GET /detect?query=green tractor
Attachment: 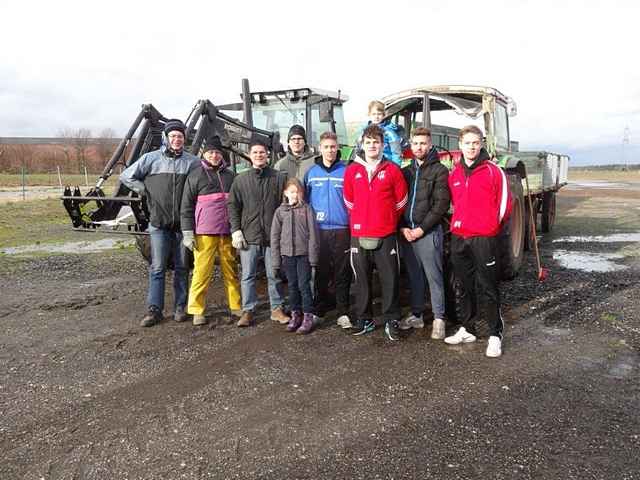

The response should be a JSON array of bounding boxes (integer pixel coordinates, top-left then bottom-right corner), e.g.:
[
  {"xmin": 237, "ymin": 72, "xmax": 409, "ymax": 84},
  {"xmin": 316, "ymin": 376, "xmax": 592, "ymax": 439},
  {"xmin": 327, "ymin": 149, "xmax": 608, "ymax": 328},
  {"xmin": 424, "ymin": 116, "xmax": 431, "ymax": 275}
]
[{"xmin": 218, "ymin": 79, "xmax": 351, "ymax": 170}]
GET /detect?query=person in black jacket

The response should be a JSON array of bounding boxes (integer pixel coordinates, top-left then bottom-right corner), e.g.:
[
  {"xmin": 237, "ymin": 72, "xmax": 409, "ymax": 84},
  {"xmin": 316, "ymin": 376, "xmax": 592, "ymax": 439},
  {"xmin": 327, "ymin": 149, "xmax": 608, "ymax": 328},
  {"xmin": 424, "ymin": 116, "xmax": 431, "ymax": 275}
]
[
  {"xmin": 227, "ymin": 140, "xmax": 289, "ymax": 327},
  {"xmin": 398, "ymin": 127, "xmax": 451, "ymax": 339}
]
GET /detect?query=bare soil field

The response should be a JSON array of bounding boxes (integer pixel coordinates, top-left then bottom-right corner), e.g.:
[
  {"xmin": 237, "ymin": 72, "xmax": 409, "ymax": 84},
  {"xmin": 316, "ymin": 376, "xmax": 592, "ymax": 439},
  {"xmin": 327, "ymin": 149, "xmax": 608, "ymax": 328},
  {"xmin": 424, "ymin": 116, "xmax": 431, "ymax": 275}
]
[{"xmin": 0, "ymin": 177, "xmax": 639, "ymax": 479}]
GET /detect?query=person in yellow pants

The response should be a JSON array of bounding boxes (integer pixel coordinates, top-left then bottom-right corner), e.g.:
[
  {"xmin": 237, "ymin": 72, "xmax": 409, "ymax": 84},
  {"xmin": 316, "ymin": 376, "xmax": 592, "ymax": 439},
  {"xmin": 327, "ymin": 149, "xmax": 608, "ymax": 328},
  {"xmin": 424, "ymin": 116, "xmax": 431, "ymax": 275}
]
[{"xmin": 181, "ymin": 137, "xmax": 241, "ymax": 326}]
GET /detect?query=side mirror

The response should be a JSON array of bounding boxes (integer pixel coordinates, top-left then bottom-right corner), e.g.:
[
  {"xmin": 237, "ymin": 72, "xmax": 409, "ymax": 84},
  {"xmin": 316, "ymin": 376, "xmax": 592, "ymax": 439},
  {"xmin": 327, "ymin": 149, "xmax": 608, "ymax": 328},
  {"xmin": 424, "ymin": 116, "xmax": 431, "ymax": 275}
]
[{"xmin": 319, "ymin": 101, "xmax": 333, "ymax": 123}]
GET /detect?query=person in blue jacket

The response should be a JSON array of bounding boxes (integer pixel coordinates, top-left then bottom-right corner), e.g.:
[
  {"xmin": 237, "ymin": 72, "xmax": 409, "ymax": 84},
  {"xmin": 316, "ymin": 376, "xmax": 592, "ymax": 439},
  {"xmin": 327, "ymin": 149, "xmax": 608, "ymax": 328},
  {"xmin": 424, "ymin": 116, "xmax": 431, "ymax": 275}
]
[
  {"xmin": 304, "ymin": 131, "xmax": 352, "ymax": 327},
  {"xmin": 355, "ymin": 100, "xmax": 403, "ymax": 166}
]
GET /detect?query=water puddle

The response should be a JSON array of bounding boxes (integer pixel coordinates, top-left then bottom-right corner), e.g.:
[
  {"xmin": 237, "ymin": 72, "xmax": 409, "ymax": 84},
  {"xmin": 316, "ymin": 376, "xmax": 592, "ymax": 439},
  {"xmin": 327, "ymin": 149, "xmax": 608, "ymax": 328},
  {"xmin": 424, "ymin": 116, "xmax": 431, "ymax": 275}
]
[
  {"xmin": 565, "ymin": 181, "xmax": 630, "ymax": 189},
  {"xmin": 554, "ymin": 232, "xmax": 640, "ymax": 243},
  {"xmin": 552, "ymin": 249, "xmax": 627, "ymax": 272},
  {"xmin": 1, "ymin": 238, "xmax": 135, "ymax": 255}
]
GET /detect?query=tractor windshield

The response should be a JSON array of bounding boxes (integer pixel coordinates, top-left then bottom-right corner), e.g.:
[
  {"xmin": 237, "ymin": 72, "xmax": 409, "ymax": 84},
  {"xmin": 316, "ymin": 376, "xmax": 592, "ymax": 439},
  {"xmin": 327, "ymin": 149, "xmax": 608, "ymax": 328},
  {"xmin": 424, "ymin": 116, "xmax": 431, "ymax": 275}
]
[{"xmin": 251, "ymin": 96, "xmax": 348, "ymax": 148}]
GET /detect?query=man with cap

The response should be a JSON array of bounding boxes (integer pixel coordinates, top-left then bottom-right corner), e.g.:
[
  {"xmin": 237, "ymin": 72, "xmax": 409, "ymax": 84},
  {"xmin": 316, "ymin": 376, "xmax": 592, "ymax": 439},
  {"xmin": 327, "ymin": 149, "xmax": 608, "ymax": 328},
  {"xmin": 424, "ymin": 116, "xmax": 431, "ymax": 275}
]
[
  {"xmin": 180, "ymin": 136, "xmax": 241, "ymax": 326},
  {"xmin": 227, "ymin": 140, "xmax": 289, "ymax": 327},
  {"xmin": 274, "ymin": 124, "xmax": 315, "ymax": 181},
  {"xmin": 120, "ymin": 119, "xmax": 200, "ymax": 327}
]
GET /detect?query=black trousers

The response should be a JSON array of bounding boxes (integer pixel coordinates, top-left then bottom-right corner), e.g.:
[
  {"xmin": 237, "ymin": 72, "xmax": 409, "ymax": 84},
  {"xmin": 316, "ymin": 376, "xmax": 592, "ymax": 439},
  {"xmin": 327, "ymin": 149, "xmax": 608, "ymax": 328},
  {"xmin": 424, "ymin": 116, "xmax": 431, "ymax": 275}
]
[
  {"xmin": 316, "ymin": 228, "xmax": 351, "ymax": 316},
  {"xmin": 350, "ymin": 234, "xmax": 400, "ymax": 322},
  {"xmin": 450, "ymin": 234, "xmax": 504, "ymax": 338}
]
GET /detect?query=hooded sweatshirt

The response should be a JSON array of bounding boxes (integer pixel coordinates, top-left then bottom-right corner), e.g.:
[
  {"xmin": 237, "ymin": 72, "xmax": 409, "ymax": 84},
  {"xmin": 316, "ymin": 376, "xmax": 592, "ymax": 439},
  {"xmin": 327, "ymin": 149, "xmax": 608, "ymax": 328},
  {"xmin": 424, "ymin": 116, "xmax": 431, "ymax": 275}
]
[
  {"xmin": 448, "ymin": 148, "xmax": 512, "ymax": 238},
  {"xmin": 274, "ymin": 146, "xmax": 316, "ymax": 181},
  {"xmin": 343, "ymin": 156, "xmax": 408, "ymax": 238}
]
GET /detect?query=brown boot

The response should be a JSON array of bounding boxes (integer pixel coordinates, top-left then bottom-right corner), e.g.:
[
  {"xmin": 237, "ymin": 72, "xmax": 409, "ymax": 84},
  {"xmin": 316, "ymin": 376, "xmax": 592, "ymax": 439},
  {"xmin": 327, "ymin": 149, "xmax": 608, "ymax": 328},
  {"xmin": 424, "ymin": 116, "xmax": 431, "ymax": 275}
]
[
  {"xmin": 237, "ymin": 310, "xmax": 253, "ymax": 327},
  {"xmin": 270, "ymin": 306, "xmax": 290, "ymax": 324}
]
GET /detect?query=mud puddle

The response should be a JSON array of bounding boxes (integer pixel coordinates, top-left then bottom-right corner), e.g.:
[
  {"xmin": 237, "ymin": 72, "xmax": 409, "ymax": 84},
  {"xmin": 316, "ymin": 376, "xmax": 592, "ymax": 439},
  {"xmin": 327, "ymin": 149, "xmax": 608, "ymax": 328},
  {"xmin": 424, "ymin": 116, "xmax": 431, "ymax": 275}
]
[
  {"xmin": 552, "ymin": 249, "xmax": 628, "ymax": 272},
  {"xmin": 1, "ymin": 238, "xmax": 135, "ymax": 255},
  {"xmin": 565, "ymin": 181, "xmax": 631, "ymax": 189},
  {"xmin": 554, "ymin": 232, "xmax": 640, "ymax": 243}
]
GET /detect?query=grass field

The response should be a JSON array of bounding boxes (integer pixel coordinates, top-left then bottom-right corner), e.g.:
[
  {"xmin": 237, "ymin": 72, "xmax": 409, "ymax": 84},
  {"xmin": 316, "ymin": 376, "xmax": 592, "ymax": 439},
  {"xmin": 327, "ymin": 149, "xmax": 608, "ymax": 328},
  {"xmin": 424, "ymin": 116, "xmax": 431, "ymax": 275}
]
[
  {"xmin": 569, "ymin": 168, "xmax": 640, "ymax": 182},
  {"xmin": 0, "ymin": 173, "xmax": 119, "ymax": 188},
  {"xmin": 0, "ymin": 198, "xmax": 74, "ymax": 248}
]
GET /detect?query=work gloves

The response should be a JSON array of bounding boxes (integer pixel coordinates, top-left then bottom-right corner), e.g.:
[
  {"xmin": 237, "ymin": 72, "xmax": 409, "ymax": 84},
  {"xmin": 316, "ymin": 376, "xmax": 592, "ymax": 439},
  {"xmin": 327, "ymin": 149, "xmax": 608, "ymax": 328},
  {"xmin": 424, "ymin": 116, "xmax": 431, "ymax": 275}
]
[
  {"xmin": 182, "ymin": 230, "xmax": 195, "ymax": 251},
  {"xmin": 231, "ymin": 230, "xmax": 248, "ymax": 250}
]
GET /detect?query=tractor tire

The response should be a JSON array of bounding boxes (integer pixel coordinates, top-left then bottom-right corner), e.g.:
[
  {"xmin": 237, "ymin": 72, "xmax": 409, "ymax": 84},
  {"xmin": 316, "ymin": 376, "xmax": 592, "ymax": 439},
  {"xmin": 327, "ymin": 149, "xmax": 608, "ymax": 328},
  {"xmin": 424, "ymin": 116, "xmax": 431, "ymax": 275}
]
[
  {"xmin": 541, "ymin": 191, "xmax": 556, "ymax": 233},
  {"xmin": 498, "ymin": 173, "xmax": 525, "ymax": 281},
  {"xmin": 134, "ymin": 235, "xmax": 193, "ymax": 270}
]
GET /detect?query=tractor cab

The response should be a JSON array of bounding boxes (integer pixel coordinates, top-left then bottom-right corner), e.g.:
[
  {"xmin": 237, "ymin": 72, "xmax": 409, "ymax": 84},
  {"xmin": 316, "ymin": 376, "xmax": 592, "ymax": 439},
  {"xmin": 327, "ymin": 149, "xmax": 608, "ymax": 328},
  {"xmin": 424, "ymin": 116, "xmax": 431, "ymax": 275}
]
[
  {"xmin": 381, "ymin": 85, "xmax": 519, "ymax": 165},
  {"xmin": 219, "ymin": 83, "xmax": 349, "ymax": 159}
]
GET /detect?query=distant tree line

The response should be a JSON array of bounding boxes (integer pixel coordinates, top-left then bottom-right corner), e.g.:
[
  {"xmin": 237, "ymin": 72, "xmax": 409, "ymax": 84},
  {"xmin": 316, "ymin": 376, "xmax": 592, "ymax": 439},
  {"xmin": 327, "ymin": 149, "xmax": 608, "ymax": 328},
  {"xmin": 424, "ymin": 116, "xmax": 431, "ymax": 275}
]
[{"xmin": 0, "ymin": 128, "xmax": 121, "ymax": 174}]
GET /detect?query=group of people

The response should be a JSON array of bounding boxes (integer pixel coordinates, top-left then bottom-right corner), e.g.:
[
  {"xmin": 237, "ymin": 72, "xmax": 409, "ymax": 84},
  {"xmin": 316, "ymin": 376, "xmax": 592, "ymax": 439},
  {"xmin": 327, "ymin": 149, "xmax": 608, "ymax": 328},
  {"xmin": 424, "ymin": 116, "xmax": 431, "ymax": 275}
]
[{"xmin": 120, "ymin": 101, "xmax": 512, "ymax": 358}]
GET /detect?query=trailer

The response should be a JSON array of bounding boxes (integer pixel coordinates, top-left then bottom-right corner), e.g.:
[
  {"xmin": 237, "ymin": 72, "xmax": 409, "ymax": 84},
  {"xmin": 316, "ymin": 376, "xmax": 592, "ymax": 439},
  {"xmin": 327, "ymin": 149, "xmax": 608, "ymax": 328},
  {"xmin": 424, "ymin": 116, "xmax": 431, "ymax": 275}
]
[{"xmin": 381, "ymin": 85, "xmax": 569, "ymax": 279}]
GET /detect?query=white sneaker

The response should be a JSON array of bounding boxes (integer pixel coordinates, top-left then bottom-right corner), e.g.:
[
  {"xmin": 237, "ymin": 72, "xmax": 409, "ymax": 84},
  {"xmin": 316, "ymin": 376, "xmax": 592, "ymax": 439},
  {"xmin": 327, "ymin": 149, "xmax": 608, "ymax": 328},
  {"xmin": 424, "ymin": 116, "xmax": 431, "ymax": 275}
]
[
  {"xmin": 336, "ymin": 315, "xmax": 353, "ymax": 329},
  {"xmin": 444, "ymin": 327, "xmax": 477, "ymax": 345},
  {"xmin": 486, "ymin": 336, "xmax": 502, "ymax": 357},
  {"xmin": 431, "ymin": 318, "xmax": 446, "ymax": 340},
  {"xmin": 398, "ymin": 313, "xmax": 424, "ymax": 330}
]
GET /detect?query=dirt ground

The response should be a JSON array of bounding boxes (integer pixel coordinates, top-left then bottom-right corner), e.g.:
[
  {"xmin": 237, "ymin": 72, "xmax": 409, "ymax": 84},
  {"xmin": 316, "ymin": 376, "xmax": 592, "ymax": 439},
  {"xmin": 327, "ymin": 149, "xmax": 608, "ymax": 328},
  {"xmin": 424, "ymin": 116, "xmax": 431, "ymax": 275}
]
[{"xmin": 1, "ymin": 179, "xmax": 639, "ymax": 479}]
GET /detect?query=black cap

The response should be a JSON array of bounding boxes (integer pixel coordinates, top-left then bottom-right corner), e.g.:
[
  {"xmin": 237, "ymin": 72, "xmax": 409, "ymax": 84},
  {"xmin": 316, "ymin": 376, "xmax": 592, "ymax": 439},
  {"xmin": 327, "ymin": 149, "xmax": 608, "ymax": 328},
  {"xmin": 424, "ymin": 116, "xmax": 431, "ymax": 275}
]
[
  {"xmin": 287, "ymin": 124, "xmax": 306, "ymax": 142},
  {"xmin": 164, "ymin": 119, "xmax": 186, "ymax": 136},
  {"xmin": 203, "ymin": 136, "xmax": 223, "ymax": 153}
]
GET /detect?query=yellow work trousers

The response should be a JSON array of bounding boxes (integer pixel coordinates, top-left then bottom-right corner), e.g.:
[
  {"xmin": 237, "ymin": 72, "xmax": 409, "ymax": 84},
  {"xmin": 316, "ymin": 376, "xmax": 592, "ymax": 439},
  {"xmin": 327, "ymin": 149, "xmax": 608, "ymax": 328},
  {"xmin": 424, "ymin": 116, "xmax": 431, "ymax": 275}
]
[{"xmin": 187, "ymin": 234, "xmax": 241, "ymax": 315}]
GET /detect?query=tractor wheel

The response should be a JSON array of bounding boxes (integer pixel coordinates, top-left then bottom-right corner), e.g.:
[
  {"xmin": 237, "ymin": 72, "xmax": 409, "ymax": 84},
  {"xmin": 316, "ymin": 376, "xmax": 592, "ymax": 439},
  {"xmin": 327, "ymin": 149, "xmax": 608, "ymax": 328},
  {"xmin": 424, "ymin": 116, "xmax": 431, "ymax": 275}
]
[
  {"xmin": 541, "ymin": 191, "xmax": 556, "ymax": 233},
  {"xmin": 134, "ymin": 235, "xmax": 193, "ymax": 270},
  {"xmin": 135, "ymin": 236, "xmax": 152, "ymax": 265},
  {"xmin": 498, "ymin": 173, "xmax": 525, "ymax": 281}
]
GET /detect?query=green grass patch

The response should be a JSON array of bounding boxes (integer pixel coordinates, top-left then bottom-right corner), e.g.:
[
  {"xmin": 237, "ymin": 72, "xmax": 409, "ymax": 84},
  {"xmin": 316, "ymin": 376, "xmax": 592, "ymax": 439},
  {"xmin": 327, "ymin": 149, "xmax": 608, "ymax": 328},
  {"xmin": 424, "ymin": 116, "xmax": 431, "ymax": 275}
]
[
  {"xmin": 0, "ymin": 198, "xmax": 77, "ymax": 248},
  {"xmin": 0, "ymin": 173, "xmax": 119, "ymax": 190}
]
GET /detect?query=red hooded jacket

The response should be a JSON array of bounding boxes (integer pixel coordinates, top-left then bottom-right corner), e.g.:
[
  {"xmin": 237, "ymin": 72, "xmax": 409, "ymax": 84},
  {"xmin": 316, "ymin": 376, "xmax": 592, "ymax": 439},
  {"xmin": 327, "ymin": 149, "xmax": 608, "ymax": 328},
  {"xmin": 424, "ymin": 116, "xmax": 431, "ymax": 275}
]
[
  {"xmin": 448, "ymin": 151, "xmax": 512, "ymax": 238},
  {"xmin": 343, "ymin": 157, "xmax": 408, "ymax": 238}
]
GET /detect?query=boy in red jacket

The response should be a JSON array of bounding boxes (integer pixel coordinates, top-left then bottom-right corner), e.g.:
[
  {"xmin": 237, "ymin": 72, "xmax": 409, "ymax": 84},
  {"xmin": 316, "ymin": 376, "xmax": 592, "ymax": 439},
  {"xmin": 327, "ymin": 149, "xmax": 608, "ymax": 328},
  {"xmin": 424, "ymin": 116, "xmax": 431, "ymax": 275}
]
[
  {"xmin": 343, "ymin": 124, "xmax": 408, "ymax": 341},
  {"xmin": 444, "ymin": 125, "xmax": 512, "ymax": 357}
]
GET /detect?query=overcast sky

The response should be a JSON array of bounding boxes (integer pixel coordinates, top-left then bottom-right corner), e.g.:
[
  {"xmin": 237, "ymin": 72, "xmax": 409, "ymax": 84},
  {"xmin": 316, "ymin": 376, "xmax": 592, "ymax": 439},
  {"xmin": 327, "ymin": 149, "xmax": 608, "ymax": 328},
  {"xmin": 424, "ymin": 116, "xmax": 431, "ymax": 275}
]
[{"xmin": 2, "ymin": 0, "xmax": 638, "ymax": 165}]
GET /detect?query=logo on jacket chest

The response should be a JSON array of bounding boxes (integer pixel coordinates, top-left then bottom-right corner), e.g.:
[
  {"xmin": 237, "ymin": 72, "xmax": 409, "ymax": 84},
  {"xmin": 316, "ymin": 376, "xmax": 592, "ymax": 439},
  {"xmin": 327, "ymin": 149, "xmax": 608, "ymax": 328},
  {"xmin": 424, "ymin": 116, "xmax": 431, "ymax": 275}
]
[
  {"xmin": 316, "ymin": 211, "xmax": 326, "ymax": 221},
  {"xmin": 377, "ymin": 170, "xmax": 386, "ymax": 180}
]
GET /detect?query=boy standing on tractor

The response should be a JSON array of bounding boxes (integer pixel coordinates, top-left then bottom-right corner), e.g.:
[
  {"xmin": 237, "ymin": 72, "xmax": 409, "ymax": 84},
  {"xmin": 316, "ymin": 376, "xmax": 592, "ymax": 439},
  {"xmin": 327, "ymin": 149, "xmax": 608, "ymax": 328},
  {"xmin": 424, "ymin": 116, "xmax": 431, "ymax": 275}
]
[
  {"xmin": 444, "ymin": 125, "xmax": 512, "ymax": 357},
  {"xmin": 356, "ymin": 100, "xmax": 403, "ymax": 166}
]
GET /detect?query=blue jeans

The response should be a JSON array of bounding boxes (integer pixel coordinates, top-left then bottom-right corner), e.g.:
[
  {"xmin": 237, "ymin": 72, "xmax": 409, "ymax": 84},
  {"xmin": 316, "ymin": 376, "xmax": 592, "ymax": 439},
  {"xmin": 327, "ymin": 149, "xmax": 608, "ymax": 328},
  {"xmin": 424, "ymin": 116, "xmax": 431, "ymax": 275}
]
[
  {"xmin": 282, "ymin": 255, "xmax": 313, "ymax": 313},
  {"xmin": 401, "ymin": 224, "xmax": 446, "ymax": 319},
  {"xmin": 147, "ymin": 225, "xmax": 188, "ymax": 312},
  {"xmin": 239, "ymin": 244, "xmax": 284, "ymax": 312}
]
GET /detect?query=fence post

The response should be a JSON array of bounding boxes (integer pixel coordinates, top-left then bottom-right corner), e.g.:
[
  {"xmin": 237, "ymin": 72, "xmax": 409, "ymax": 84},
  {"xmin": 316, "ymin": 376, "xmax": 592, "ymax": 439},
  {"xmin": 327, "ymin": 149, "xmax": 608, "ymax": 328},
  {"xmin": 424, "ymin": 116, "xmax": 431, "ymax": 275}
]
[
  {"xmin": 21, "ymin": 165, "xmax": 26, "ymax": 201},
  {"xmin": 57, "ymin": 166, "xmax": 63, "ymax": 188},
  {"xmin": 84, "ymin": 166, "xmax": 89, "ymax": 187}
]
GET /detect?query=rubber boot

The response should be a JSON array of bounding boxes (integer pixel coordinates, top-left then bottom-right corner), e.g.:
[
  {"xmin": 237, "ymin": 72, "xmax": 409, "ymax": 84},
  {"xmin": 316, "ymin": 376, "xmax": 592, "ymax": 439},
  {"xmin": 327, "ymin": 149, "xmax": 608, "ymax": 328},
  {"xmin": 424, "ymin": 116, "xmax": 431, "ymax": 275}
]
[
  {"xmin": 296, "ymin": 312, "xmax": 314, "ymax": 334},
  {"xmin": 287, "ymin": 310, "xmax": 303, "ymax": 332}
]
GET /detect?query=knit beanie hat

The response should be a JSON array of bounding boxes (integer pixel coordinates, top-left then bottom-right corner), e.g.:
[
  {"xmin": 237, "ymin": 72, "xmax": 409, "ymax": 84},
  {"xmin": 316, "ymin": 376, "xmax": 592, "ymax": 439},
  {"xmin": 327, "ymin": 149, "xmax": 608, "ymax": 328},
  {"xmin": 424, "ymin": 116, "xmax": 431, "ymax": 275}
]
[
  {"xmin": 164, "ymin": 119, "xmax": 186, "ymax": 136},
  {"xmin": 203, "ymin": 136, "xmax": 223, "ymax": 153},
  {"xmin": 287, "ymin": 124, "xmax": 306, "ymax": 142}
]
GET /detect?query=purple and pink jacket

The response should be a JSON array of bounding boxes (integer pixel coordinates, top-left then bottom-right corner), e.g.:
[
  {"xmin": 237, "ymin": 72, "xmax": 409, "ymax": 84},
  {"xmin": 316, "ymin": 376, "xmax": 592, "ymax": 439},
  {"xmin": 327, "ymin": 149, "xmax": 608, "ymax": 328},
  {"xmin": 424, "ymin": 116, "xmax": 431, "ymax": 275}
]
[{"xmin": 180, "ymin": 160, "xmax": 235, "ymax": 235}]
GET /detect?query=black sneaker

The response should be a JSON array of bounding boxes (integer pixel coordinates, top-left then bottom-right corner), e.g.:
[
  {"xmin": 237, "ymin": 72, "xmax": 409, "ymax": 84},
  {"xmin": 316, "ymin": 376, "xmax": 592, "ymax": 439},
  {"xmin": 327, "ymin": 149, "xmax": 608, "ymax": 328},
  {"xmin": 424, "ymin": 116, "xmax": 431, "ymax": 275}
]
[
  {"xmin": 140, "ymin": 306, "xmax": 162, "ymax": 327},
  {"xmin": 353, "ymin": 319, "xmax": 375, "ymax": 336},
  {"xmin": 384, "ymin": 320, "xmax": 400, "ymax": 341}
]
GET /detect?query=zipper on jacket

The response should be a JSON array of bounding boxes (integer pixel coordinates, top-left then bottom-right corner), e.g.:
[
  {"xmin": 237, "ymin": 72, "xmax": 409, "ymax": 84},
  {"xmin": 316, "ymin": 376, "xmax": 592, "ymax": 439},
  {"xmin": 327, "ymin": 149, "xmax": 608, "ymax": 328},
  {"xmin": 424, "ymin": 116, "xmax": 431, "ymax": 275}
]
[{"xmin": 408, "ymin": 162, "xmax": 420, "ymax": 229}]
